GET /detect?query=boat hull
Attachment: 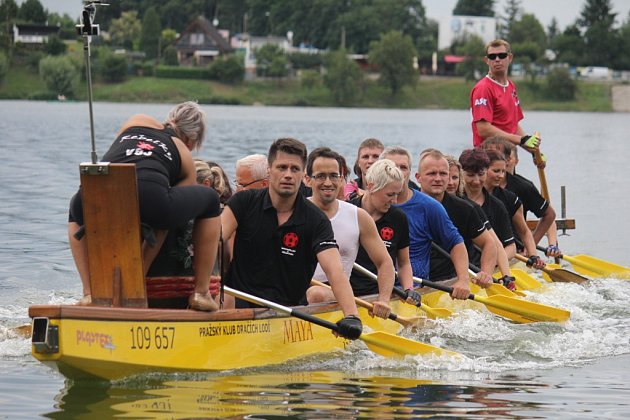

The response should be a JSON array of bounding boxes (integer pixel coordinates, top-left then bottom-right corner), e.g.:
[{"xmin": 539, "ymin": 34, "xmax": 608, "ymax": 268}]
[{"xmin": 29, "ymin": 297, "xmax": 418, "ymax": 380}]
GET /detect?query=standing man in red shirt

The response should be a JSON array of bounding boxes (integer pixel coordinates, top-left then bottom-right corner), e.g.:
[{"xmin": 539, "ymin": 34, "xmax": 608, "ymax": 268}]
[{"xmin": 470, "ymin": 39, "xmax": 540, "ymax": 152}]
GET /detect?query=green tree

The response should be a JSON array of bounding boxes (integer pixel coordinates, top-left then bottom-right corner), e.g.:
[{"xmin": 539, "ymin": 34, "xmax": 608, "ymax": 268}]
[
  {"xmin": 208, "ymin": 55, "xmax": 245, "ymax": 84},
  {"xmin": 551, "ymin": 24, "xmax": 585, "ymax": 65},
  {"xmin": 161, "ymin": 28, "xmax": 178, "ymax": 52},
  {"xmin": 101, "ymin": 54, "xmax": 127, "ymax": 83},
  {"xmin": 17, "ymin": 0, "xmax": 46, "ymax": 23},
  {"xmin": 0, "ymin": 0, "xmax": 18, "ymax": 50},
  {"xmin": 454, "ymin": 34, "xmax": 485, "ymax": 80},
  {"xmin": 509, "ymin": 13, "xmax": 547, "ymax": 64},
  {"xmin": 368, "ymin": 30, "xmax": 417, "ymax": 95},
  {"xmin": 324, "ymin": 49, "xmax": 362, "ymax": 105},
  {"xmin": 162, "ymin": 45, "xmax": 178, "ymax": 66},
  {"xmin": 39, "ymin": 55, "xmax": 78, "ymax": 97},
  {"xmin": 0, "ymin": 51, "xmax": 8, "ymax": 86},
  {"xmin": 43, "ymin": 36, "xmax": 66, "ymax": 55},
  {"xmin": 110, "ymin": 10, "xmax": 142, "ymax": 51},
  {"xmin": 545, "ymin": 67, "xmax": 576, "ymax": 101},
  {"xmin": 254, "ymin": 44, "xmax": 287, "ymax": 77},
  {"xmin": 547, "ymin": 17, "xmax": 559, "ymax": 45},
  {"xmin": 618, "ymin": 13, "xmax": 630, "ymax": 70},
  {"xmin": 453, "ymin": 0, "xmax": 495, "ymax": 17},
  {"xmin": 140, "ymin": 7, "xmax": 161, "ymax": 60},
  {"xmin": 499, "ymin": 0, "xmax": 521, "ymax": 38},
  {"xmin": 578, "ymin": 0, "xmax": 618, "ymax": 66}
]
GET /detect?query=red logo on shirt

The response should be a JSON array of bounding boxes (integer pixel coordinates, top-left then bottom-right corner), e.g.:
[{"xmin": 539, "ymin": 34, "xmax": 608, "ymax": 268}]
[
  {"xmin": 283, "ymin": 232, "xmax": 299, "ymax": 248},
  {"xmin": 380, "ymin": 227, "xmax": 394, "ymax": 241},
  {"xmin": 137, "ymin": 141, "xmax": 155, "ymax": 150}
]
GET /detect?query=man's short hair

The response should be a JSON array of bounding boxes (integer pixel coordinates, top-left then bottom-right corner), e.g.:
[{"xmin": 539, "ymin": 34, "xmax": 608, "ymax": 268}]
[
  {"xmin": 353, "ymin": 138, "xmax": 385, "ymax": 177},
  {"xmin": 459, "ymin": 148, "xmax": 490, "ymax": 173},
  {"xmin": 236, "ymin": 154, "xmax": 268, "ymax": 179},
  {"xmin": 381, "ymin": 146, "xmax": 412, "ymax": 167},
  {"xmin": 306, "ymin": 147, "xmax": 342, "ymax": 176},
  {"xmin": 268, "ymin": 138, "xmax": 307, "ymax": 167},
  {"xmin": 485, "ymin": 39, "xmax": 511, "ymax": 54},
  {"xmin": 418, "ymin": 148, "xmax": 446, "ymax": 170}
]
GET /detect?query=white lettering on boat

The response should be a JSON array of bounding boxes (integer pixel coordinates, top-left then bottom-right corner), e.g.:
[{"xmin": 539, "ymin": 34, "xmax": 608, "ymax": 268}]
[
  {"xmin": 76, "ymin": 329, "xmax": 115, "ymax": 351},
  {"xmin": 283, "ymin": 320, "xmax": 314, "ymax": 343}
]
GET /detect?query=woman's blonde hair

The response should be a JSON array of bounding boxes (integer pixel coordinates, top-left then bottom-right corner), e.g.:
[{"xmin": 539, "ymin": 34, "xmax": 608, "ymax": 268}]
[
  {"xmin": 165, "ymin": 101, "xmax": 206, "ymax": 150},
  {"xmin": 364, "ymin": 158, "xmax": 403, "ymax": 193},
  {"xmin": 194, "ymin": 159, "xmax": 232, "ymax": 204}
]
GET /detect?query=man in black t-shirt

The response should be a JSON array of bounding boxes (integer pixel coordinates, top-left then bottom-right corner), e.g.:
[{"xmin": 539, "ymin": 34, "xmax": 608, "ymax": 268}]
[{"xmin": 221, "ymin": 138, "xmax": 363, "ymax": 340}]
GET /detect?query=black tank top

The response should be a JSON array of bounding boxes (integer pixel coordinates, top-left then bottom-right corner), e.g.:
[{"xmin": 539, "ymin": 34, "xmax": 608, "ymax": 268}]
[{"xmin": 102, "ymin": 126, "xmax": 182, "ymax": 185}]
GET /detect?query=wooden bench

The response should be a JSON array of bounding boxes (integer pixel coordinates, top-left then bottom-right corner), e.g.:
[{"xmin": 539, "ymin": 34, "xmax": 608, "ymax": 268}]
[{"xmin": 80, "ymin": 163, "xmax": 147, "ymax": 307}]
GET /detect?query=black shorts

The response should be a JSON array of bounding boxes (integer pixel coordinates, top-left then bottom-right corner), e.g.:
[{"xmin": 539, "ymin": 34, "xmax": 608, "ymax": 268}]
[{"xmin": 68, "ymin": 176, "xmax": 221, "ymax": 229}]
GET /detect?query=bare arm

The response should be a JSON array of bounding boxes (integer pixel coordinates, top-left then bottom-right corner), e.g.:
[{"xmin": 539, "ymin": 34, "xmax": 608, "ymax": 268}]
[
  {"xmin": 357, "ymin": 209, "xmax": 394, "ymax": 302},
  {"xmin": 317, "ymin": 248, "xmax": 359, "ymax": 317},
  {"xmin": 220, "ymin": 206, "xmax": 239, "ymax": 263},
  {"xmin": 512, "ymin": 207, "xmax": 537, "ymax": 257},
  {"xmin": 532, "ymin": 205, "xmax": 556, "ymax": 245},
  {"xmin": 395, "ymin": 247, "xmax": 413, "ymax": 291},
  {"xmin": 449, "ymin": 242, "xmax": 471, "ymax": 300},
  {"xmin": 489, "ymin": 229, "xmax": 511, "ymax": 276},
  {"xmin": 471, "ymin": 229, "xmax": 497, "ymax": 286},
  {"xmin": 477, "ymin": 121, "xmax": 522, "ymax": 146}
]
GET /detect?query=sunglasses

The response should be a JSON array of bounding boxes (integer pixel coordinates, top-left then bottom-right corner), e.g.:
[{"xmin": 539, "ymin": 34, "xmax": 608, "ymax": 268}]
[{"xmin": 486, "ymin": 52, "xmax": 509, "ymax": 60}]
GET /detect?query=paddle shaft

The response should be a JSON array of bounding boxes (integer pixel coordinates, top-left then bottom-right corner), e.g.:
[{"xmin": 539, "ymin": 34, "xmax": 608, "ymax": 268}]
[
  {"xmin": 310, "ymin": 279, "xmax": 401, "ymax": 324},
  {"xmin": 224, "ymin": 286, "xmax": 342, "ymax": 333},
  {"xmin": 533, "ymin": 142, "xmax": 550, "ymax": 201},
  {"xmin": 351, "ymin": 263, "xmax": 419, "ymax": 306}
]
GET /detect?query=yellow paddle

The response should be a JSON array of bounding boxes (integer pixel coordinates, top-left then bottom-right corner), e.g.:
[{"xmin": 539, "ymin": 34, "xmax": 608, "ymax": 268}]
[
  {"xmin": 310, "ymin": 280, "xmax": 425, "ymax": 328},
  {"xmin": 532, "ymin": 139, "xmax": 550, "ymax": 201},
  {"xmin": 513, "ymin": 254, "xmax": 588, "ymax": 284},
  {"xmin": 537, "ymin": 245, "xmax": 630, "ymax": 278},
  {"xmin": 224, "ymin": 286, "xmax": 461, "ymax": 359},
  {"xmin": 493, "ymin": 269, "xmax": 543, "ymax": 291},
  {"xmin": 410, "ymin": 275, "xmax": 570, "ymax": 323},
  {"xmin": 352, "ymin": 263, "xmax": 453, "ymax": 319}
]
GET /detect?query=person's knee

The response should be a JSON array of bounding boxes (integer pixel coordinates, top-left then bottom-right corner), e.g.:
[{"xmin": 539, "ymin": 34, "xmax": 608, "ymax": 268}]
[{"xmin": 306, "ymin": 286, "xmax": 333, "ymax": 304}]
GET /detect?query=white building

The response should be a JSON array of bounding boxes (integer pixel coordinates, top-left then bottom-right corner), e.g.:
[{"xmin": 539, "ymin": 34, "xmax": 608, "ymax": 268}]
[{"xmin": 438, "ymin": 15, "xmax": 497, "ymax": 50}]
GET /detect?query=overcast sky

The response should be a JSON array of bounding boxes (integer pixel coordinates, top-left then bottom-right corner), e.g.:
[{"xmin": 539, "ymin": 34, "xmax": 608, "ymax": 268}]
[{"xmin": 36, "ymin": 0, "xmax": 630, "ymax": 32}]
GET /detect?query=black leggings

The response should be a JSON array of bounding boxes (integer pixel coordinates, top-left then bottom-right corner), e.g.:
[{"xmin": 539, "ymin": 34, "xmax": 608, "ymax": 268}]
[{"xmin": 69, "ymin": 177, "xmax": 221, "ymax": 229}]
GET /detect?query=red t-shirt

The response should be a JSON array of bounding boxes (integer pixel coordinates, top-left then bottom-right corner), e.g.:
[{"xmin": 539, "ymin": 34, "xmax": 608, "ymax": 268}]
[{"xmin": 470, "ymin": 75, "xmax": 524, "ymax": 147}]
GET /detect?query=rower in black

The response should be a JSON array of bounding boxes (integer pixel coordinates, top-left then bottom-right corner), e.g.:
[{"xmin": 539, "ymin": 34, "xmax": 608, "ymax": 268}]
[
  {"xmin": 225, "ymin": 188, "xmax": 337, "ymax": 307},
  {"xmin": 349, "ymin": 195, "xmax": 409, "ymax": 296}
]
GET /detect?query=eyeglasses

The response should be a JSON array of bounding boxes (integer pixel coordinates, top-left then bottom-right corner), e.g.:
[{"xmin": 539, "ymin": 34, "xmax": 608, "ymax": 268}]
[
  {"xmin": 312, "ymin": 173, "xmax": 341, "ymax": 182},
  {"xmin": 234, "ymin": 178, "xmax": 265, "ymax": 189},
  {"xmin": 486, "ymin": 52, "xmax": 509, "ymax": 60}
]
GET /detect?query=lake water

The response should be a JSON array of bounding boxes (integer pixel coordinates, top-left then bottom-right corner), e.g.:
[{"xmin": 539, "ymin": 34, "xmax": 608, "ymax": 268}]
[{"xmin": 1, "ymin": 101, "xmax": 629, "ymax": 418}]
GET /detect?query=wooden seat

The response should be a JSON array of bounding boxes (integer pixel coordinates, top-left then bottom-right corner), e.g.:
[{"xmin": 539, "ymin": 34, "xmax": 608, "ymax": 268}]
[{"xmin": 81, "ymin": 163, "xmax": 147, "ymax": 307}]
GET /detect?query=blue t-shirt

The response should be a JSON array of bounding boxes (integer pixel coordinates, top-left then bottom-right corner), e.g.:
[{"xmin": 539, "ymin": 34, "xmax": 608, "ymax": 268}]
[{"xmin": 395, "ymin": 190, "xmax": 463, "ymax": 279}]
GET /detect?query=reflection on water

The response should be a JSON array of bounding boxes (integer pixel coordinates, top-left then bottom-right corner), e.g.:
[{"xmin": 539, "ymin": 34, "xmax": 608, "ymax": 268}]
[{"xmin": 45, "ymin": 371, "xmax": 548, "ymax": 419}]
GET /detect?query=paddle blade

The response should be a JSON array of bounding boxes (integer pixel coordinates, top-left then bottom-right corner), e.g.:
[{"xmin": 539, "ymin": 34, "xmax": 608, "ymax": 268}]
[
  {"xmin": 360, "ymin": 331, "xmax": 461, "ymax": 358},
  {"xmin": 546, "ymin": 267, "xmax": 588, "ymax": 284},
  {"xmin": 511, "ymin": 269, "xmax": 545, "ymax": 290},
  {"xmin": 474, "ymin": 294, "xmax": 571, "ymax": 323},
  {"xmin": 572, "ymin": 254, "xmax": 630, "ymax": 278},
  {"xmin": 419, "ymin": 304, "xmax": 453, "ymax": 320}
]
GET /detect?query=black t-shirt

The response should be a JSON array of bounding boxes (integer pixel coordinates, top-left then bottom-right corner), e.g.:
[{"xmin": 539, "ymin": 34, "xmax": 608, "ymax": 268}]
[
  {"xmin": 102, "ymin": 126, "xmax": 181, "ymax": 185},
  {"xmin": 429, "ymin": 193, "xmax": 487, "ymax": 281},
  {"xmin": 226, "ymin": 188, "xmax": 338, "ymax": 307},
  {"xmin": 471, "ymin": 188, "xmax": 515, "ymax": 247},
  {"xmin": 505, "ymin": 172, "xmax": 549, "ymax": 218},
  {"xmin": 349, "ymin": 195, "xmax": 410, "ymax": 296},
  {"xmin": 491, "ymin": 187, "xmax": 522, "ymax": 218}
]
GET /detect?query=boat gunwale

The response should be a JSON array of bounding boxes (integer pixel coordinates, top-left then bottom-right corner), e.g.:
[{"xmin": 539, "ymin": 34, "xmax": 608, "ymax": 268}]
[{"xmin": 28, "ymin": 284, "xmax": 446, "ymax": 323}]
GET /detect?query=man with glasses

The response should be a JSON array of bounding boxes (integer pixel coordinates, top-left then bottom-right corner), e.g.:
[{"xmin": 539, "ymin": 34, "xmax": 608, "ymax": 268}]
[
  {"xmin": 234, "ymin": 154, "xmax": 269, "ymax": 191},
  {"xmin": 304, "ymin": 147, "xmax": 394, "ymax": 320},
  {"xmin": 470, "ymin": 39, "xmax": 541, "ymax": 153}
]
